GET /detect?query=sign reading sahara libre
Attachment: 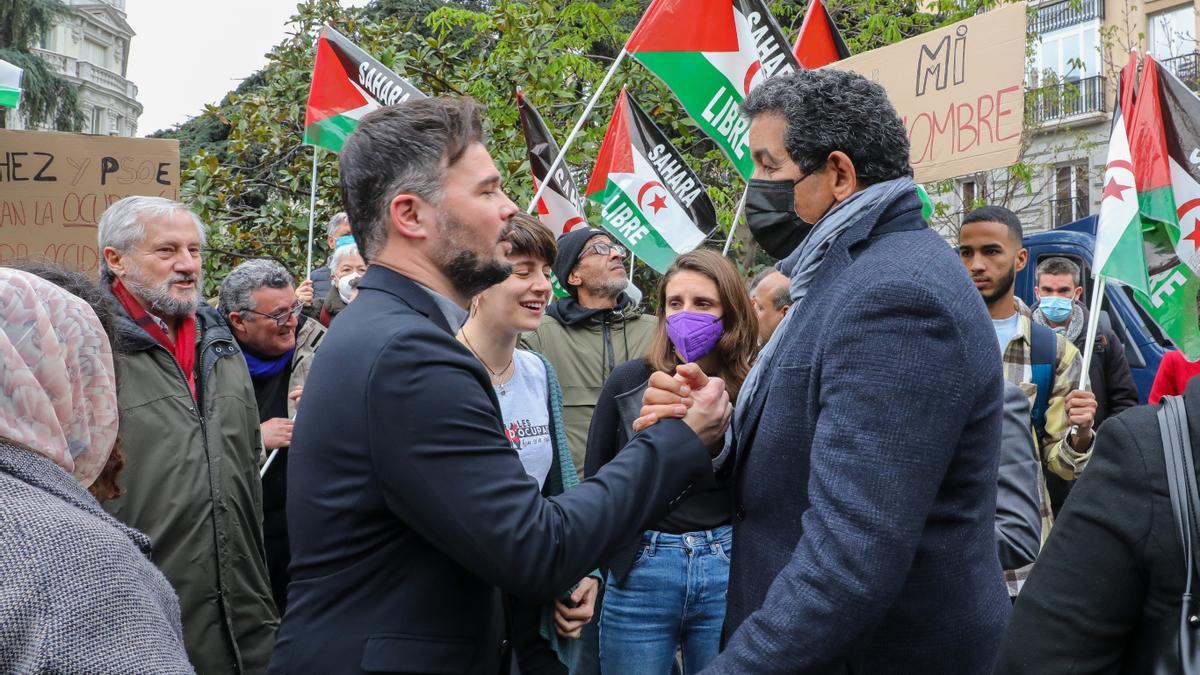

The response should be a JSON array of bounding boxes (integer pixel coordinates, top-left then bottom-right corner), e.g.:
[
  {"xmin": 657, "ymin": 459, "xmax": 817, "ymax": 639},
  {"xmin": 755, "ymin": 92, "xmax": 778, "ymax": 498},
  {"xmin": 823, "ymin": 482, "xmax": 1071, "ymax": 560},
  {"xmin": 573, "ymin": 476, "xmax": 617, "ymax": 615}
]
[
  {"xmin": 827, "ymin": 3, "xmax": 1027, "ymax": 183},
  {"xmin": 0, "ymin": 130, "xmax": 180, "ymax": 274}
]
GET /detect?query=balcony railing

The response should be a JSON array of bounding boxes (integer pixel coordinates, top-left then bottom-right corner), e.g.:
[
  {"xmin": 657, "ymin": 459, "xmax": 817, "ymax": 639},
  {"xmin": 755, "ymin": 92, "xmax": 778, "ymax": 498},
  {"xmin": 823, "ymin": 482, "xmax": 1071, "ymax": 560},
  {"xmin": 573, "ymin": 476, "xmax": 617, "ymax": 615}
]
[
  {"xmin": 1160, "ymin": 52, "xmax": 1200, "ymax": 91},
  {"xmin": 1026, "ymin": 75, "xmax": 1107, "ymax": 124},
  {"xmin": 1033, "ymin": 0, "xmax": 1104, "ymax": 33}
]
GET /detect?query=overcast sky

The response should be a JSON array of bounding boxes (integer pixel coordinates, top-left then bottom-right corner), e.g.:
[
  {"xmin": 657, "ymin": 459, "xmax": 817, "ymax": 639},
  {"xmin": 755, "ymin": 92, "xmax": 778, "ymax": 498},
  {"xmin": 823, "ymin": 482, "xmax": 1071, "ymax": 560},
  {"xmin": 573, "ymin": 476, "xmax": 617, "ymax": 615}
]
[{"xmin": 125, "ymin": 0, "xmax": 371, "ymax": 136}]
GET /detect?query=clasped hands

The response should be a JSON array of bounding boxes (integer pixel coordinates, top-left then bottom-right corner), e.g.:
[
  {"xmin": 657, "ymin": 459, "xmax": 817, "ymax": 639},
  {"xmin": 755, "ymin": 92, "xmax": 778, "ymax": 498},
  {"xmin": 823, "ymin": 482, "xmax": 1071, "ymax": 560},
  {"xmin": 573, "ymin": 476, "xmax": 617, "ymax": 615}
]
[{"xmin": 632, "ymin": 363, "xmax": 732, "ymax": 455}]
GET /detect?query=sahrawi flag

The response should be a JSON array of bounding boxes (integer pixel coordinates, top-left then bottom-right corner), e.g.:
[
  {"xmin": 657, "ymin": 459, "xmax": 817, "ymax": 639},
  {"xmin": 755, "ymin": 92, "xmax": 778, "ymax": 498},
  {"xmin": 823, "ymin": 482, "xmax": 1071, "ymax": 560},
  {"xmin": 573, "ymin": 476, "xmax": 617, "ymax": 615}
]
[
  {"xmin": 1121, "ymin": 55, "xmax": 1200, "ymax": 358},
  {"xmin": 1093, "ymin": 55, "xmax": 1149, "ymax": 295},
  {"xmin": 626, "ymin": 0, "xmax": 799, "ymax": 179},
  {"xmin": 792, "ymin": 0, "xmax": 851, "ymax": 69},
  {"xmin": 303, "ymin": 26, "xmax": 426, "ymax": 152},
  {"xmin": 586, "ymin": 88, "xmax": 718, "ymax": 273},
  {"xmin": 0, "ymin": 59, "xmax": 21, "ymax": 109},
  {"xmin": 517, "ymin": 89, "xmax": 588, "ymax": 238}
]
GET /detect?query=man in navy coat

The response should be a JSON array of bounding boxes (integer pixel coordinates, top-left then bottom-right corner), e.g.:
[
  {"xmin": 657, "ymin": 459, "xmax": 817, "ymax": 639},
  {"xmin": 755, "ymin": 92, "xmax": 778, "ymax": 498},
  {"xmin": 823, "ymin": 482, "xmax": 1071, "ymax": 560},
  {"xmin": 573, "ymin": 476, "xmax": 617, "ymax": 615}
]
[
  {"xmin": 640, "ymin": 70, "xmax": 1011, "ymax": 673},
  {"xmin": 269, "ymin": 97, "xmax": 731, "ymax": 674}
]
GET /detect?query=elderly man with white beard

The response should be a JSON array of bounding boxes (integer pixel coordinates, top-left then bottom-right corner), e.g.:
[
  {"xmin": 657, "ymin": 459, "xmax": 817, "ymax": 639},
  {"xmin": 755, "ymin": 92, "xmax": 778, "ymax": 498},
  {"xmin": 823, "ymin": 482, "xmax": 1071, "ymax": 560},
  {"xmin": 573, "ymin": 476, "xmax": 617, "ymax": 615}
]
[{"xmin": 98, "ymin": 196, "xmax": 278, "ymax": 675}]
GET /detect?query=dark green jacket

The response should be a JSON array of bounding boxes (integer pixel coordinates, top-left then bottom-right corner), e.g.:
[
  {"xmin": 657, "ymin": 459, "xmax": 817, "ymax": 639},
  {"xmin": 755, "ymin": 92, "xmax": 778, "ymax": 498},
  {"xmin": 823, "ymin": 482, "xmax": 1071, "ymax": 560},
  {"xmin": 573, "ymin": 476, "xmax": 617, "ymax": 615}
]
[
  {"xmin": 104, "ymin": 297, "xmax": 278, "ymax": 675},
  {"xmin": 519, "ymin": 294, "xmax": 656, "ymax": 479}
]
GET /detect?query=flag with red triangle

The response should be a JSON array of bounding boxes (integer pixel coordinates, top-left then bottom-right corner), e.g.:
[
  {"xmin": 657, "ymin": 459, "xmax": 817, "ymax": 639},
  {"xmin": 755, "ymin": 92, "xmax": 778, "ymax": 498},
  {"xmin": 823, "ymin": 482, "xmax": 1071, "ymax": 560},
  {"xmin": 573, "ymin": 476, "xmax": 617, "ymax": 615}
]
[
  {"xmin": 1094, "ymin": 54, "xmax": 1148, "ymax": 294},
  {"xmin": 792, "ymin": 0, "xmax": 851, "ymax": 69},
  {"xmin": 303, "ymin": 26, "xmax": 426, "ymax": 153},
  {"xmin": 585, "ymin": 88, "xmax": 718, "ymax": 273},
  {"xmin": 516, "ymin": 89, "xmax": 588, "ymax": 238},
  {"xmin": 1104, "ymin": 54, "xmax": 1200, "ymax": 357},
  {"xmin": 626, "ymin": 0, "xmax": 798, "ymax": 179}
]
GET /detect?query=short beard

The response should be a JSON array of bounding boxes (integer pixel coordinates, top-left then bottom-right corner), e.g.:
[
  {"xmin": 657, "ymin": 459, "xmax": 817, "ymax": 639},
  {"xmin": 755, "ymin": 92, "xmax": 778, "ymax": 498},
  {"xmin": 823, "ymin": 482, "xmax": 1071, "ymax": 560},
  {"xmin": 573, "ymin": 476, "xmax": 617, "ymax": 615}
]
[
  {"xmin": 583, "ymin": 276, "xmax": 628, "ymax": 301},
  {"xmin": 122, "ymin": 264, "xmax": 201, "ymax": 319},
  {"xmin": 981, "ymin": 266, "xmax": 1016, "ymax": 307},
  {"xmin": 432, "ymin": 207, "xmax": 511, "ymax": 298}
]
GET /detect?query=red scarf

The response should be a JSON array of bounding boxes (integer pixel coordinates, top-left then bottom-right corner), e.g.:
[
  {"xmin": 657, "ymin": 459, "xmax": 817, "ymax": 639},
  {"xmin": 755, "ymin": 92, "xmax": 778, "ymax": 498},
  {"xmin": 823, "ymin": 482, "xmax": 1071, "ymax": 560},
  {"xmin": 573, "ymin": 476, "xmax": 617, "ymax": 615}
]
[{"xmin": 112, "ymin": 279, "xmax": 198, "ymax": 398}]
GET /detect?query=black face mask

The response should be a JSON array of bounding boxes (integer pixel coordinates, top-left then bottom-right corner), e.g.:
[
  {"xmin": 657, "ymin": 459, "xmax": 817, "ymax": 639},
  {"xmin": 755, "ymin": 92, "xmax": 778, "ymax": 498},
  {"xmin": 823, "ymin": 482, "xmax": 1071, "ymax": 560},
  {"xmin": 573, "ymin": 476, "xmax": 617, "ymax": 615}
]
[{"xmin": 744, "ymin": 174, "xmax": 824, "ymax": 260}]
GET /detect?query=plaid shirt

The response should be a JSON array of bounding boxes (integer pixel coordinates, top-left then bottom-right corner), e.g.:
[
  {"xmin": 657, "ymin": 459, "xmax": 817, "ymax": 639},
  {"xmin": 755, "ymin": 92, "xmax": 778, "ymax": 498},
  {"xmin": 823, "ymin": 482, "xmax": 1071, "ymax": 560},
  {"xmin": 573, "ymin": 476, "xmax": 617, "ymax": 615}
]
[{"xmin": 1000, "ymin": 300, "xmax": 1089, "ymax": 595}]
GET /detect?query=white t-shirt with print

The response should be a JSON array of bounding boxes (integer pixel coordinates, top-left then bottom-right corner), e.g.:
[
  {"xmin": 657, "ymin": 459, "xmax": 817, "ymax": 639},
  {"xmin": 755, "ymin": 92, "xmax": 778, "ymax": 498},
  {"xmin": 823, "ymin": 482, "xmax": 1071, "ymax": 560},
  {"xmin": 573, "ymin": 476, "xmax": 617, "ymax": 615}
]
[{"xmin": 495, "ymin": 349, "xmax": 554, "ymax": 489}]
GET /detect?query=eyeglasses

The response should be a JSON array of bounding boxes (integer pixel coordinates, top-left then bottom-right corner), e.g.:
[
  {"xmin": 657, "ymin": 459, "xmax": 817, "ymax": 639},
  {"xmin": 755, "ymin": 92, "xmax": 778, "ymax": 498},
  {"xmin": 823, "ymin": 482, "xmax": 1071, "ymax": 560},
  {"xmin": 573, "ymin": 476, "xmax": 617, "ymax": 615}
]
[
  {"xmin": 578, "ymin": 241, "xmax": 627, "ymax": 261},
  {"xmin": 244, "ymin": 301, "xmax": 302, "ymax": 327}
]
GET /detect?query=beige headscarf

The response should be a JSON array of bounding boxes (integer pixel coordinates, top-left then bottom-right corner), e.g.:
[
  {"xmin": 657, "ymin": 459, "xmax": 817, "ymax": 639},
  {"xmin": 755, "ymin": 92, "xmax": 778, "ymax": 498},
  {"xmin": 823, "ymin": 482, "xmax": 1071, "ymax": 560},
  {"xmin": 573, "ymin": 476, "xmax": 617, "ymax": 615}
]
[{"xmin": 0, "ymin": 268, "xmax": 118, "ymax": 487}]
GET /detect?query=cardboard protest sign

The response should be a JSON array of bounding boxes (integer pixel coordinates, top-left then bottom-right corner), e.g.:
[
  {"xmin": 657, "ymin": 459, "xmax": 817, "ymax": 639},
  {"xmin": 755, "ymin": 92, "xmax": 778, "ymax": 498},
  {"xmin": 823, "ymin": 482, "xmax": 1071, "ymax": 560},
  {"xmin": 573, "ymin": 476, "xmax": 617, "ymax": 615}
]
[
  {"xmin": 827, "ymin": 3, "xmax": 1027, "ymax": 183},
  {"xmin": 0, "ymin": 130, "xmax": 180, "ymax": 275}
]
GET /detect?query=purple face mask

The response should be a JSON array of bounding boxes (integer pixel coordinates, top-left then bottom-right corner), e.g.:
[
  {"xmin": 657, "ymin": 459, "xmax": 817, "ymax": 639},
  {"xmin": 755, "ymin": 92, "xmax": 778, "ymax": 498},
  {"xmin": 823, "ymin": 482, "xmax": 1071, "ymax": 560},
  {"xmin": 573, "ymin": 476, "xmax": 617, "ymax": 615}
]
[{"xmin": 665, "ymin": 311, "xmax": 724, "ymax": 363}]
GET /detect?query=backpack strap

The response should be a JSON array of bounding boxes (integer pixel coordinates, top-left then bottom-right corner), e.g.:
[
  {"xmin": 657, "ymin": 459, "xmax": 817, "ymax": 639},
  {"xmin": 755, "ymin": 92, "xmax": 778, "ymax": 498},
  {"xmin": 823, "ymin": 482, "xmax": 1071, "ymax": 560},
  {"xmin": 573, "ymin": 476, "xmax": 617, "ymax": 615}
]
[
  {"xmin": 1157, "ymin": 395, "xmax": 1200, "ymax": 672},
  {"xmin": 1029, "ymin": 321, "xmax": 1058, "ymax": 440}
]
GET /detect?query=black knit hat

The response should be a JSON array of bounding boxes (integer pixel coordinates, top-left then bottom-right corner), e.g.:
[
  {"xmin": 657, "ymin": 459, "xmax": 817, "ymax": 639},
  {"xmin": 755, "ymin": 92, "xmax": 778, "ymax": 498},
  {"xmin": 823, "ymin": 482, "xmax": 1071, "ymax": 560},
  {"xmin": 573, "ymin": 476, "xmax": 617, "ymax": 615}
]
[{"xmin": 552, "ymin": 227, "xmax": 607, "ymax": 296}]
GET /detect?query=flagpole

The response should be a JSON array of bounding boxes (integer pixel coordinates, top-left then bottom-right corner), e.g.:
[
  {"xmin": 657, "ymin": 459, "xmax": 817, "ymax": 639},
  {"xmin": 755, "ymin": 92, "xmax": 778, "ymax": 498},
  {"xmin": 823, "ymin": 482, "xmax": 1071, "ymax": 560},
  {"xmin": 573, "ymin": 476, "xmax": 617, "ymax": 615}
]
[
  {"xmin": 1078, "ymin": 273, "xmax": 1107, "ymax": 390},
  {"xmin": 527, "ymin": 48, "xmax": 630, "ymax": 213},
  {"xmin": 629, "ymin": 252, "xmax": 636, "ymax": 281},
  {"xmin": 721, "ymin": 185, "xmax": 749, "ymax": 256},
  {"xmin": 304, "ymin": 147, "xmax": 320, "ymax": 279}
]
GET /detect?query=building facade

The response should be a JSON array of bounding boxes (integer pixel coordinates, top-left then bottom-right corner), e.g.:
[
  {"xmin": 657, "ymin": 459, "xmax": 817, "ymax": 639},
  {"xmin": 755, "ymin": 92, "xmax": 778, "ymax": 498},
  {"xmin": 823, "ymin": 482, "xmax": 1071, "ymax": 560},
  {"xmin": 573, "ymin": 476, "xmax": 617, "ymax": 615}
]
[
  {"xmin": 10, "ymin": 0, "xmax": 142, "ymax": 137},
  {"xmin": 929, "ymin": 0, "xmax": 1199, "ymax": 238}
]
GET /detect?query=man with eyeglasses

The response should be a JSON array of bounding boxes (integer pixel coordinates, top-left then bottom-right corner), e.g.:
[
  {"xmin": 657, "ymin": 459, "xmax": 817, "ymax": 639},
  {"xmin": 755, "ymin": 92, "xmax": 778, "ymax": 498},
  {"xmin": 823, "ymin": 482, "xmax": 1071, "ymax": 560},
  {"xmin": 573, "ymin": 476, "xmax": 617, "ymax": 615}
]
[
  {"xmin": 220, "ymin": 258, "xmax": 327, "ymax": 615},
  {"xmin": 97, "ymin": 196, "xmax": 277, "ymax": 674},
  {"xmin": 522, "ymin": 227, "xmax": 656, "ymax": 482}
]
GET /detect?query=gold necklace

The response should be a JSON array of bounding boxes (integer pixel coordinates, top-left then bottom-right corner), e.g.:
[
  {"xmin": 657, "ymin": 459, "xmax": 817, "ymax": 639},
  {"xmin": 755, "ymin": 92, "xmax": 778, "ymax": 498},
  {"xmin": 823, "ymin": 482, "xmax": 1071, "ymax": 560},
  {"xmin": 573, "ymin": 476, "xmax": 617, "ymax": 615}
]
[{"xmin": 461, "ymin": 331, "xmax": 515, "ymax": 396}]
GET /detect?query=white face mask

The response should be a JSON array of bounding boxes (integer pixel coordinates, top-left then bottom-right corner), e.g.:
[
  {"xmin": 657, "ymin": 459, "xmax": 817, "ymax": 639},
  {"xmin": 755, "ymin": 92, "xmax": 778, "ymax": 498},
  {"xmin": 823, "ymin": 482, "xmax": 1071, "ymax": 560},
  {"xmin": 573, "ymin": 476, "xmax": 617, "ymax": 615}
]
[{"xmin": 337, "ymin": 273, "xmax": 362, "ymax": 304}]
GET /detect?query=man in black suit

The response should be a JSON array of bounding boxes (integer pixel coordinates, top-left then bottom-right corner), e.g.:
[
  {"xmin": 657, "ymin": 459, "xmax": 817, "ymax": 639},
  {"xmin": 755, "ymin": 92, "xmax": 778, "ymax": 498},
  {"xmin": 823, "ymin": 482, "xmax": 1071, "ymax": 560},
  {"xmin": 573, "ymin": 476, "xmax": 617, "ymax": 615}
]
[{"xmin": 268, "ymin": 97, "xmax": 730, "ymax": 674}]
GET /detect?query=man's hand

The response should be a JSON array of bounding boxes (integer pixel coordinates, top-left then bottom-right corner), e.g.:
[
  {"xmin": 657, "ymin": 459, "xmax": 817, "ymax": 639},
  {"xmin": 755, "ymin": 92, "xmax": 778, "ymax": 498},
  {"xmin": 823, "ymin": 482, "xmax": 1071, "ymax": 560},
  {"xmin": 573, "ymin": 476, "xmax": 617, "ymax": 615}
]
[
  {"xmin": 1065, "ymin": 388, "xmax": 1097, "ymax": 449},
  {"xmin": 262, "ymin": 417, "xmax": 294, "ymax": 450},
  {"xmin": 554, "ymin": 576, "xmax": 599, "ymax": 639},
  {"xmin": 288, "ymin": 386, "xmax": 304, "ymax": 410},
  {"xmin": 296, "ymin": 279, "xmax": 315, "ymax": 307},
  {"xmin": 633, "ymin": 369, "xmax": 694, "ymax": 433},
  {"xmin": 634, "ymin": 364, "xmax": 730, "ymax": 452}
]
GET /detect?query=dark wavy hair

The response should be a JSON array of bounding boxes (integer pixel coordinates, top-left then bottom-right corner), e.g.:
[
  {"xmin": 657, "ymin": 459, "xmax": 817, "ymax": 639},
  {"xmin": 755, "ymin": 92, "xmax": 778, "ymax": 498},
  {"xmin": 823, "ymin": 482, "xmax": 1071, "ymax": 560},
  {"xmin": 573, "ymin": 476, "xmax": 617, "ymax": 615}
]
[
  {"xmin": 741, "ymin": 69, "xmax": 912, "ymax": 185},
  {"xmin": 645, "ymin": 250, "xmax": 759, "ymax": 401}
]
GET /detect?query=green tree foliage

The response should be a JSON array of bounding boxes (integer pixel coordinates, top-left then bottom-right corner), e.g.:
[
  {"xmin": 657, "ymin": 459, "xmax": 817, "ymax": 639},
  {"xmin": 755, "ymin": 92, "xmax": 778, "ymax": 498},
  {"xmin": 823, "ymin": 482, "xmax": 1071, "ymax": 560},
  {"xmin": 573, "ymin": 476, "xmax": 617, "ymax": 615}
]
[
  {"xmin": 181, "ymin": 0, "xmax": 1000, "ymax": 297},
  {"xmin": 0, "ymin": 0, "xmax": 83, "ymax": 130}
]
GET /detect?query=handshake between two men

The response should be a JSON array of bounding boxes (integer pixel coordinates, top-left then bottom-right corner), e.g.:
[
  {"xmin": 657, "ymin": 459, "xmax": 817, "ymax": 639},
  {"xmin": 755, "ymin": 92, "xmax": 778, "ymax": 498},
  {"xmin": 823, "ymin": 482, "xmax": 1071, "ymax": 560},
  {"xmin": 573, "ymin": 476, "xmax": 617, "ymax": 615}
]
[{"xmin": 635, "ymin": 363, "xmax": 732, "ymax": 454}]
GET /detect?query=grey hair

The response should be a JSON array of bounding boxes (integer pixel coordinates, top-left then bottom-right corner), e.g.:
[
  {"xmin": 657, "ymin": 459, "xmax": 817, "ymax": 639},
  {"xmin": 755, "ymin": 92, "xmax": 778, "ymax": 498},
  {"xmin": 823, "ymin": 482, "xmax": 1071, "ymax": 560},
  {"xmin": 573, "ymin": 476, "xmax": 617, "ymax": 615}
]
[
  {"xmin": 325, "ymin": 211, "xmax": 349, "ymax": 238},
  {"xmin": 741, "ymin": 69, "xmax": 912, "ymax": 185},
  {"xmin": 218, "ymin": 259, "xmax": 294, "ymax": 316},
  {"xmin": 338, "ymin": 97, "xmax": 483, "ymax": 262},
  {"xmin": 98, "ymin": 196, "xmax": 206, "ymax": 282},
  {"xmin": 751, "ymin": 269, "xmax": 791, "ymax": 310},
  {"xmin": 330, "ymin": 243, "xmax": 362, "ymax": 272},
  {"xmin": 1035, "ymin": 256, "xmax": 1081, "ymax": 287}
]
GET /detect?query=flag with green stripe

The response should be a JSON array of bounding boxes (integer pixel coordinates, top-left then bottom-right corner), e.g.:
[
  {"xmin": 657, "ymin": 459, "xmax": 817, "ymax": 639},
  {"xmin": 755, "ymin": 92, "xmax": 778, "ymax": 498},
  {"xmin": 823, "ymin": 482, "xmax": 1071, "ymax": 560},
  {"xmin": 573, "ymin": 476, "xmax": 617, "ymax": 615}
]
[
  {"xmin": 585, "ymin": 88, "xmax": 717, "ymax": 273},
  {"xmin": 303, "ymin": 26, "xmax": 426, "ymax": 153},
  {"xmin": 0, "ymin": 59, "xmax": 21, "ymax": 109},
  {"xmin": 1094, "ymin": 56, "xmax": 1149, "ymax": 294},
  {"xmin": 626, "ymin": 0, "xmax": 798, "ymax": 179},
  {"xmin": 1119, "ymin": 55, "xmax": 1200, "ymax": 357}
]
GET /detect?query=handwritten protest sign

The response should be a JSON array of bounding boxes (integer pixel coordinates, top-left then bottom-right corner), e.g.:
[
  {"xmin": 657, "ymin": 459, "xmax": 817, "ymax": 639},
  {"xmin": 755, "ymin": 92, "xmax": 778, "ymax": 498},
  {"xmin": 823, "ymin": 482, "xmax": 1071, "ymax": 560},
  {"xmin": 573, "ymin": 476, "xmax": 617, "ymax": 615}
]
[
  {"xmin": 827, "ymin": 3, "xmax": 1027, "ymax": 183},
  {"xmin": 0, "ymin": 130, "xmax": 180, "ymax": 274}
]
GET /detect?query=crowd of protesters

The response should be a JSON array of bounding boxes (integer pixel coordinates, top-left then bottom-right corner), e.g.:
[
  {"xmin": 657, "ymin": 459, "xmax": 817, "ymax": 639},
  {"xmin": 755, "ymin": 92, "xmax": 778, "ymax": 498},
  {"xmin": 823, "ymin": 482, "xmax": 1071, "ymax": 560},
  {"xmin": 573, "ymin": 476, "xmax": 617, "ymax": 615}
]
[{"xmin": 3, "ymin": 66, "xmax": 1200, "ymax": 675}]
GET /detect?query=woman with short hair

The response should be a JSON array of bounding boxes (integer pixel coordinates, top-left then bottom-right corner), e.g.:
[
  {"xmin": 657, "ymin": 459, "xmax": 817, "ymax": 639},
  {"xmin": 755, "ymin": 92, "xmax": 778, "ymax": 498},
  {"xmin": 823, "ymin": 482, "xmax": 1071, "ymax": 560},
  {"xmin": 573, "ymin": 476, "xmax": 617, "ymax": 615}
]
[{"xmin": 456, "ymin": 212, "xmax": 600, "ymax": 673}]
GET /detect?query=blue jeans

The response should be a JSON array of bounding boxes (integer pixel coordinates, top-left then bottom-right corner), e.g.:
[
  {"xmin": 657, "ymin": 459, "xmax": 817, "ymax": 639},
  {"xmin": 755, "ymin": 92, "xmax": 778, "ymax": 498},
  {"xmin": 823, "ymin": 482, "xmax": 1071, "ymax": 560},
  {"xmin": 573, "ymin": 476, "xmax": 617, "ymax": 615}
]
[{"xmin": 599, "ymin": 526, "xmax": 732, "ymax": 675}]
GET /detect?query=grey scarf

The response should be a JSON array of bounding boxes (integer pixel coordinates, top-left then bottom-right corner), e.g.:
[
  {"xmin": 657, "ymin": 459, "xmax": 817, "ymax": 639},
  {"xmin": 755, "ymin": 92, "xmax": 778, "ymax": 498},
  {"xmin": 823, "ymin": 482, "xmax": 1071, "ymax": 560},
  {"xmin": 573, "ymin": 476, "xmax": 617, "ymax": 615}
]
[
  {"xmin": 729, "ymin": 176, "xmax": 918, "ymax": 447},
  {"xmin": 1032, "ymin": 300, "xmax": 1085, "ymax": 342}
]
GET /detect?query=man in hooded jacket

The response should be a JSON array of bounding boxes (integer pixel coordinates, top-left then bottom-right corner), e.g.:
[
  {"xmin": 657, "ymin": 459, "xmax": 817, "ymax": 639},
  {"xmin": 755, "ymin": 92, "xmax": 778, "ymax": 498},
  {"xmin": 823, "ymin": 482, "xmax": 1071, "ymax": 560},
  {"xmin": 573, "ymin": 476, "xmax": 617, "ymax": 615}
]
[{"xmin": 520, "ymin": 227, "xmax": 656, "ymax": 480}]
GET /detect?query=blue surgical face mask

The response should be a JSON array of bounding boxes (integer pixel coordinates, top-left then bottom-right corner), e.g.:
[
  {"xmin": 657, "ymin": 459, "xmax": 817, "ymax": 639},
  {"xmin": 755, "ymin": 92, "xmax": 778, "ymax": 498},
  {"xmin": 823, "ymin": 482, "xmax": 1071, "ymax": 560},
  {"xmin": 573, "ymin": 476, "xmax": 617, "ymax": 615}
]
[
  {"xmin": 1039, "ymin": 295, "xmax": 1074, "ymax": 323},
  {"xmin": 334, "ymin": 234, "xmax": 356, "ymax": 249}
]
